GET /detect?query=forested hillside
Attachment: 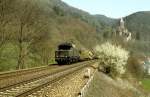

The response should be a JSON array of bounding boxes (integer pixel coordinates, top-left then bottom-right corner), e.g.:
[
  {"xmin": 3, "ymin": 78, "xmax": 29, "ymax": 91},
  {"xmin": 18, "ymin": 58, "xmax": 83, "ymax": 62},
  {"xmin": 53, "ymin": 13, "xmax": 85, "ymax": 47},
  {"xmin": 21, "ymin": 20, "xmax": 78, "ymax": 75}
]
[
  {"xmin": 124, "ymin": 11, "xmax": 150, "ymax": 54},
  {"xmin": 0, "ymin": 0, "xmax": 115, "ymax": 71},
  {"xmin": 125, "ymin": 11, "xmax": 150, "ymax": 41},
  {"xmin": 1, "ymin": 0, "xmax": 150, "ymax": 71}
]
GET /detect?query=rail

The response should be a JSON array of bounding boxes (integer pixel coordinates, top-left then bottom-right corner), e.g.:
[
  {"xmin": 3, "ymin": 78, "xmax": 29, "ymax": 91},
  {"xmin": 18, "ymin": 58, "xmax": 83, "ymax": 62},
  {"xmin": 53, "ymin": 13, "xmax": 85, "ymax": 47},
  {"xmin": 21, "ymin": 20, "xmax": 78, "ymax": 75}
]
[{"xmin": 0, "ymin": 60, "xmax": 96, "ymax": 97}]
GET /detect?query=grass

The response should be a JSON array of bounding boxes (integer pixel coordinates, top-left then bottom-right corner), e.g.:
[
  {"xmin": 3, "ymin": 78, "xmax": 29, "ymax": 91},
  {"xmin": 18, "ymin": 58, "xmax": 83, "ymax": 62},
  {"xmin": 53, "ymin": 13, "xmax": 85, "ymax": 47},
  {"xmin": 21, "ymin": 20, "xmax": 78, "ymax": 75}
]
[
  {"xmin": 141, "ymin": 78, "xmax": 150, "ymax": 91},
  {"xmin": 0, "ymin": 43, "xmax": 57, "ymax": 72},
  {"xmin": 85, "ymin": 72, "xmax": 103, "ymax": 97},
  {"xmin": 0, "ymin": 43, "xmax": 18, "ymax": 71},
  {"xmin": 85, "ymin": 72, "xmax": 146, "ymax": 97}
]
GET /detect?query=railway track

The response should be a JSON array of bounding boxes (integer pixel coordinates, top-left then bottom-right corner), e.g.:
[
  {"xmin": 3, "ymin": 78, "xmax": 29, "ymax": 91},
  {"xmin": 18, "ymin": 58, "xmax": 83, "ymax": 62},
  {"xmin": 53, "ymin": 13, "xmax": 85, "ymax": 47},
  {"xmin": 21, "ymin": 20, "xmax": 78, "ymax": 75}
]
[
  {"xmin": 0, "ymin": 65, "xmax": 57, "ymax": 79},
  {"xmin": 0, "ymin": 60, "xmax": 96, "ymax": 97},
  {"xmin": 0, "ymin": 65, "xmax": 60, "ymax": 90}
]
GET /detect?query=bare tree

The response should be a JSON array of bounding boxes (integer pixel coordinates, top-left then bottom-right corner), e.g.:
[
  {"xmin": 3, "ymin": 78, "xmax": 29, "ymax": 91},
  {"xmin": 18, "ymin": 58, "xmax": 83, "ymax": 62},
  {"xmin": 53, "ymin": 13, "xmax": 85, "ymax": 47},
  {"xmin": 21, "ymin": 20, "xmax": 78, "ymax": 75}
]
[
  {"xmin": 30, "ymin": 23, "xmax": 52, "ymax": 66},
  {"xmin": 0, "ymin": 0, "xmax": 15, "ymax": 61},
  {"xmin": 0, "ymin": 0, "xmax": 52, "ymax": 69},
  {"xmin": 0, "ymin": 0, "xmax": 13, "ymax": 48},
  {"xmin": 13, "ymin": 1, "xmax": 41, "ymax": 69},
  {"xmin": 14, "ymin": 0, "xmax": 52, "ymax": 69}
]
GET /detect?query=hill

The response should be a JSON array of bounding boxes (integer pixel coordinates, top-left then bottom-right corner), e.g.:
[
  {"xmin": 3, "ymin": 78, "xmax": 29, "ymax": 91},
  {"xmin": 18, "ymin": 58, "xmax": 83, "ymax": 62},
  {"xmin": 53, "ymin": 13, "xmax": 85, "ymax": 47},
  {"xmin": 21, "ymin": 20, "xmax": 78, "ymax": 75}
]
[
  {"xmin": 125, "ymin": 11, "xmax": 150, "ymax": 41},
  {"xmin": 85, "ymin": 72, "xmax": 148, "ymax": 97},
  {"xmin": 0, "ymin": 0, "xmax": 115, "ymax": 71},
  {"xmin": 1, "ymin": 0, "xmax": 150, "ymax": 71},
  {"xmin": 123, "ymin": 11, "xmax": 150, "ymax": 54},
  {"xmin": 94, "ymin": 15, "xmax": 117, "ymax": 27}
]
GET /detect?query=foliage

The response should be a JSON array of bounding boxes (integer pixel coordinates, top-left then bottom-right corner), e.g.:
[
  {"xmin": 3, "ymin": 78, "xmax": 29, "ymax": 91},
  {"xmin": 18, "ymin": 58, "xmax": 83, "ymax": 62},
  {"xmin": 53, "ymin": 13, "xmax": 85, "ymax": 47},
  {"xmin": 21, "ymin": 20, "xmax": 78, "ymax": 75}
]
[
  {"xmin": 0, "ymin": 0, "xmax": 115, "ymax": 71},
  {"xmin": 95, "ymin": 42, "xmax": 129, "ymax": 77},
  {"xmin": 125, "ymin": 11, "xmax": 150, "ymax": 41},
  {"xmin": 1, "ymin": 0, "xmax": 150, "ymax": 72},
  {"xmin": 142, "ymin": 79, "xmax": 150, "ymax": 92},
  {"xmin": 127, "ymin": 40, "xmax": 150, "ymax": 55},
  {"xmin": 127, "ymin": 53, "xmax": 146, "ymax": 79}
]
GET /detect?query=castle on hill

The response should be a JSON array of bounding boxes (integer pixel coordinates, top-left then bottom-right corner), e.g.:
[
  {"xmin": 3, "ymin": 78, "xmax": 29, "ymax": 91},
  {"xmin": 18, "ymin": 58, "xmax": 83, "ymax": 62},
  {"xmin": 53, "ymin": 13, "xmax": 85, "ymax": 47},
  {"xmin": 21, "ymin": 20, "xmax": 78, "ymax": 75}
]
[{"xmin": 116, "ymin": 18, "xmax": 132, "ymax": 41}]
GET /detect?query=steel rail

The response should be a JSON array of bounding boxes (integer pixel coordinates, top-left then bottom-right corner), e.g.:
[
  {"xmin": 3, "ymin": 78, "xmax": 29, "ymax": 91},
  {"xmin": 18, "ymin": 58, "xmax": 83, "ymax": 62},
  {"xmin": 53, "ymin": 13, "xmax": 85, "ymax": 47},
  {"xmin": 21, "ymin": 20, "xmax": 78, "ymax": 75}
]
[
  {"xmin": 16, "ymin": 61, "xmax": 94, "ymax": 97},
  {"xmin": 0, "ymin": 60, "xmax": 96, "ymax": 97}
]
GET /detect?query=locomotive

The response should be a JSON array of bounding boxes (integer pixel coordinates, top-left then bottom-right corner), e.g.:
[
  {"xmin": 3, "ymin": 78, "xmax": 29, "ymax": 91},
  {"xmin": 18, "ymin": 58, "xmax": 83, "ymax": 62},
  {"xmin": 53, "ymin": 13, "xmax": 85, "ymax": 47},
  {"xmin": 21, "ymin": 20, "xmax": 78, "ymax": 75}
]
[
  {"xmin": 55, "ymin": 42, "xmax": 80, "ymax": 64},
  {"xmin": 55, "ymin": 42, "xmax": 94, "ymax": 64}
]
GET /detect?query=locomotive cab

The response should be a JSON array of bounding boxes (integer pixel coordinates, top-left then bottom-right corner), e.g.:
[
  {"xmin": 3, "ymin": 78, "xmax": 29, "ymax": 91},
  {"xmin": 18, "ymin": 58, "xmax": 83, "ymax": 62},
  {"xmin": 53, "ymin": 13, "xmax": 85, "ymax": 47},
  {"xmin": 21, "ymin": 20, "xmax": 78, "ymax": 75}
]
[{"xmin": 55, "ymin": 43, "xmax": 80, "ymax": 64}]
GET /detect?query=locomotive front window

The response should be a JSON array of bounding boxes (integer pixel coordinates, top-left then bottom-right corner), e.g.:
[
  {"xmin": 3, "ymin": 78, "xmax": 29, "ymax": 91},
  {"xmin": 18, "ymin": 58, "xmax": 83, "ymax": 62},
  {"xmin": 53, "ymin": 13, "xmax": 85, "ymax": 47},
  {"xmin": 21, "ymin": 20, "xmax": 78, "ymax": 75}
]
[{"xmin": 58, "ymin": 45, "xmax": 72, "ymax": 50}]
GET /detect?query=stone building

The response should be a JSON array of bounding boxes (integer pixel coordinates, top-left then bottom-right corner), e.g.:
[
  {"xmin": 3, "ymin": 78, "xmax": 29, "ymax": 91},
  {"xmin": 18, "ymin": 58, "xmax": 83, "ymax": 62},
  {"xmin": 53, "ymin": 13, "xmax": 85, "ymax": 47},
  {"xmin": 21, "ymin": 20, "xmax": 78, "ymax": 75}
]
[{"xmin": 116, "ymin": 18, "xmax": 132, "ymax": 41}]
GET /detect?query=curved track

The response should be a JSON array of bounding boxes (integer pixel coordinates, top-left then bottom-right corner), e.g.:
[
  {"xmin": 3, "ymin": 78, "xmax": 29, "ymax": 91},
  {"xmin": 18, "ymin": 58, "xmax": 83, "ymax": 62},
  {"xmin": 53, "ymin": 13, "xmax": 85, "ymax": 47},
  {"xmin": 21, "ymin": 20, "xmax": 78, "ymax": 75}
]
[
  {"xmin": 0, "ymin": 65, "xmax": 59, "ymax": 90},
  {"xmin": 0, "ymin": 65, "xmax": 57, "ymax": 79},
  {"xmin": 0, "ymin": 61, "xmax": 96, "ymax": 97}
]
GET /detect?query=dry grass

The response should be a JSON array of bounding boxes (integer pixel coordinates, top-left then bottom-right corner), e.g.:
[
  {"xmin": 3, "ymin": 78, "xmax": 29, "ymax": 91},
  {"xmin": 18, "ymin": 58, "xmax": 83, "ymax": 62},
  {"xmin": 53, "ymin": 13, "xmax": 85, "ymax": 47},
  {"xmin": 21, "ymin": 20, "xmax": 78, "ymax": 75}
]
[{"xmin": 85, "ymin": 72, "xmax": 147, "ymax": 97}]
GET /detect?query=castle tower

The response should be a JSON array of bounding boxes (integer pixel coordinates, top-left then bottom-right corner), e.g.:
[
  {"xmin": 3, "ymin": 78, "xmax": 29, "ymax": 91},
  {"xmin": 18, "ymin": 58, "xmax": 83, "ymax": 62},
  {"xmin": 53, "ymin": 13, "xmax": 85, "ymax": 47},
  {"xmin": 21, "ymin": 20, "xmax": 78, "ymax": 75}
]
[
  {"xmin": 116, "ymin": 17, "xmax": 132, "ymax": 41},
  {"xmin": 120, "ymin": 18, "xmax": 125, "ymax": 29}
]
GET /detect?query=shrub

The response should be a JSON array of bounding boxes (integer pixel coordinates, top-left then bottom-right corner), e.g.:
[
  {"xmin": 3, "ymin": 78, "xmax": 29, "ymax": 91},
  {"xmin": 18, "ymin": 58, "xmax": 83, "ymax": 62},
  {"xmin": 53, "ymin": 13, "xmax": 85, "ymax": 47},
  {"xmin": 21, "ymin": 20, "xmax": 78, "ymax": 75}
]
[
  {"xmin": 127, "ymin": 54, "xmax": 146, "ymax": 79},
  {"xmin": 95, "ymin": 42, "xmax": 129, "ymax": 77}
]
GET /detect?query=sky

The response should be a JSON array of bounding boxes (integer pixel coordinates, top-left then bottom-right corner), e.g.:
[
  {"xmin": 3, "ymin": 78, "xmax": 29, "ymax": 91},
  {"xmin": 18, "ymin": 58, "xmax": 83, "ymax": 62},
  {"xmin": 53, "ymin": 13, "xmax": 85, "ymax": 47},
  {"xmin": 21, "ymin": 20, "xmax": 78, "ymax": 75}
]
[{"xmin": 62, "ymin": 0, "xmax": 150, "ymax": 18}]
